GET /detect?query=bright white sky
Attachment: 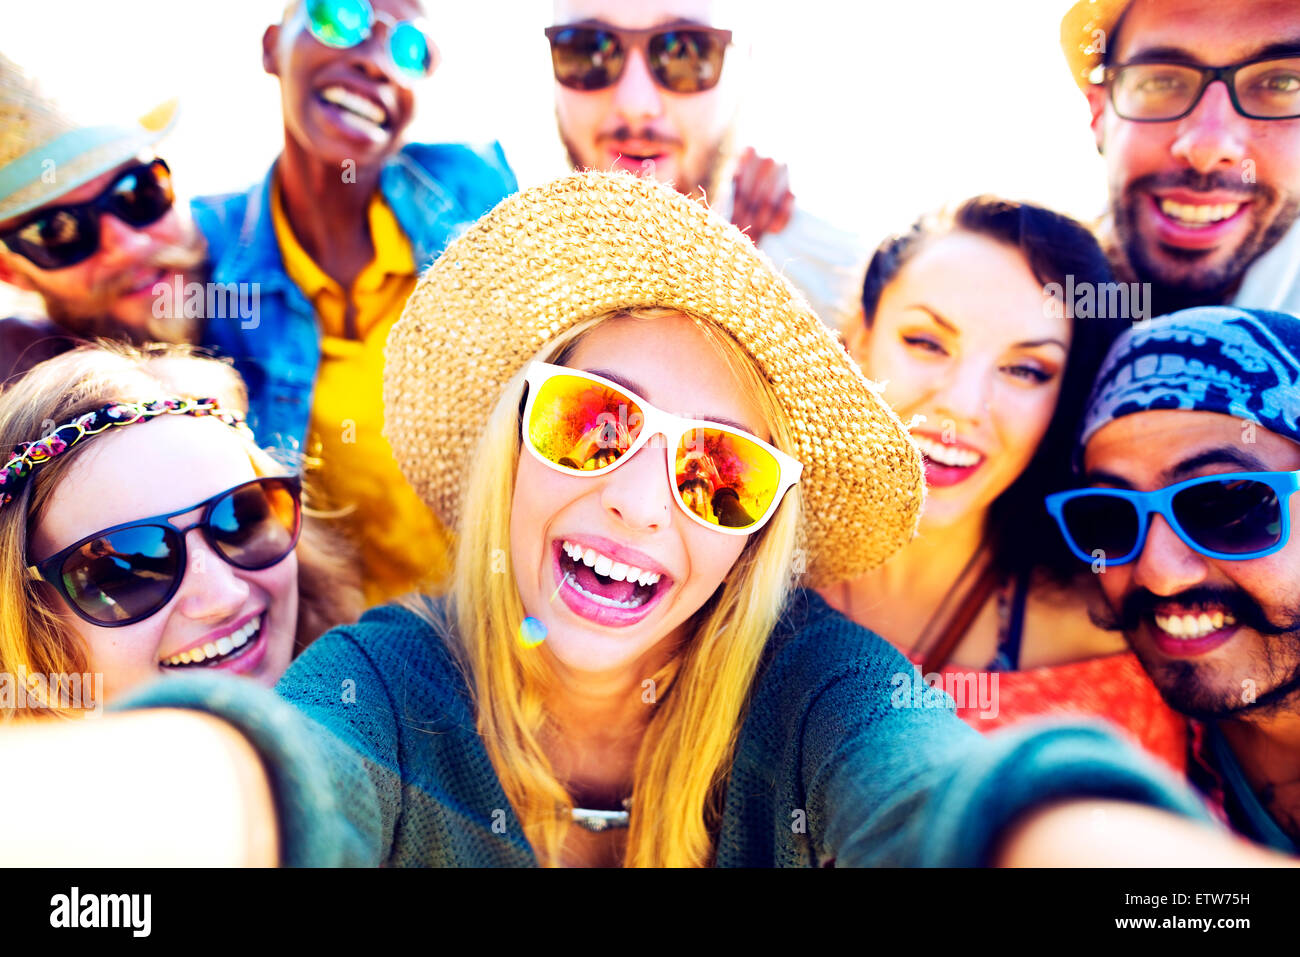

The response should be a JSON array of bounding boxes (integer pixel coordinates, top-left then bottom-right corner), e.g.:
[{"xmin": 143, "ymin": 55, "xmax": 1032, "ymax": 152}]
[{"xmin": 4, "ymin": 0, "xmax": 1106, "ymax": 264}]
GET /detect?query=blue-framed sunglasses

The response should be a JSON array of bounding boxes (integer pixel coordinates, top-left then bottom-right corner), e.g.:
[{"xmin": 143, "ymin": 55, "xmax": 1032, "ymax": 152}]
[
  {"xmin": 304, "ymin": 0, "xmax": 438, "ymax": 79},
  {"xmin": 1046, "ymin": 471, "xmax": 1300, "ymax": 566}
]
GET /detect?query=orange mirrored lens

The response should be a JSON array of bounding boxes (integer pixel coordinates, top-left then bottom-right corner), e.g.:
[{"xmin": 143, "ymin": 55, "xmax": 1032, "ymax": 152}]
[
  {"xmin": 529, "ymin": 374, "xmax": 644, "ymax": 471},
  {"xmin": 675, "ymin": 428, "xmax": 781, "ymax": 529}
]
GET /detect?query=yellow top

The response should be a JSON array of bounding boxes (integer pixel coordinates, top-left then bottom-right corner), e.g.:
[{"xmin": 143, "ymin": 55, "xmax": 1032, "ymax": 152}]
[{"xmin": 271, "ymin": 174, "xmax": 451, "ymax": 606}]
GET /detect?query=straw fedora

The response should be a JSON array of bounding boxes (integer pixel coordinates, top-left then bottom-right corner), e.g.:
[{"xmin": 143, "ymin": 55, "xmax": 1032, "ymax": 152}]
[
  {"xmin": 0, "ymin": 52, "xmax": 178, "ymax": 222},
  {"xmin": 1060, "ymin": 0, "xmax": 1130, "ymax": 92},
  {"xmin": 384, "ymin": 171, "xmax": 925, "ymax": 587}
]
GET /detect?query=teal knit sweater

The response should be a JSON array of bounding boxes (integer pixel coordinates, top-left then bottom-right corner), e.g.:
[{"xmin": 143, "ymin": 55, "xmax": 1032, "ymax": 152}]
[{"xmin": 118, "ymin": 590, "xmax": 1212, "ymax": 866}]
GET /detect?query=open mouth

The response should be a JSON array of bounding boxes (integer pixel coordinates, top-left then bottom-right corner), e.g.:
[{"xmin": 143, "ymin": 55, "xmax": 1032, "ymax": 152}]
[
  {"xmin": 1147, "ymin": 606, "xmax": 1238, "ymax": 656},
  {"xmin": 552, "ymin": 540, "xmax": 672, "ymax": 626},
  {"xmin": 317, "ymin": 84, "xmax": 390, "ymax": 134},
  {"xmin": 1155, "ymin": 197, "xmax": 1246, "ymax": 229},
  {"xmin": 912, "ymin": 434, "xmax": 984, "ymax": 487},
  {"xmin": 160, "ymin": 614, "xmax": 264, "ymax": 669}
]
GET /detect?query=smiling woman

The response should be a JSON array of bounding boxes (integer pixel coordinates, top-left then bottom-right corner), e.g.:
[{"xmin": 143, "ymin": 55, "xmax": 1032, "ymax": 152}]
[
  {"xmin": 0, "ymin": 343, "xmax": 362, "ymax": 715},
  {"xmin": 0, "ymin": 173, "xmax": 1286, "ymax": 870}
]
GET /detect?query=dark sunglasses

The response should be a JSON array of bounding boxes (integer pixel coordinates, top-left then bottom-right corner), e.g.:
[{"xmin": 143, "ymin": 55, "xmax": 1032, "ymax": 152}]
[
  {"xmin": 305, "ymin": 0, "xmax": 438, "ymax": 79},
  {"xmin": 28, "ymin": 476, "xmax": 302, "ymax": 628},
  {"xmin": 1105, "ymin": 54, "xmax": 1300, "ymax": 122},
  {"xmin": 0, "ymin": 159, "xmax": 174, "ymax": 271},
  {"xmin": 544, "ymin": 22, "xmax": 732, "ymax": 93},
  {"xmin": 1046, "ymin": 470, "xmax": 1300, "ymax": 566}
]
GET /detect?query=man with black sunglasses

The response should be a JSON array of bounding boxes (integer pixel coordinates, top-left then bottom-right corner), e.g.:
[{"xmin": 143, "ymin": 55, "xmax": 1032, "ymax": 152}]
[
  {"xmin": 0, "ymin": 54, "xmax": 205, "ymax": 383},
  {"xmin": 547, "ymin": 0, "xmax": 866, "ymax": 330},
  {"xmin": 1050, "ymin": 305, "xmax": 1300, "ymax": 854},
  {"xmin": 1060, "ymin": 0, "xmax": 1300, "ymax": 318}
]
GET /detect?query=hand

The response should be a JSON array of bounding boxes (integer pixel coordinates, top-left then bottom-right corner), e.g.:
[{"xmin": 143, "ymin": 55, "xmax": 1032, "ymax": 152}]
[{"xmin": 730, "ymin": 147, "xmax": 795, "ymax": 245}]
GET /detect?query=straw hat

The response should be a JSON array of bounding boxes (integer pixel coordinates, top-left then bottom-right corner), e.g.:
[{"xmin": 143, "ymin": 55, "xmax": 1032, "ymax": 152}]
[
  {"xmin": 1060, "ymin": 0, "xmax": 1130, "ymax": 92},
  {"xmin": 384, "ymin": 171, "xmax": 925, "ymax": 587},
  {"xmin": 0, "ymin": 52, "xmax": 178, "ymax": 222}
]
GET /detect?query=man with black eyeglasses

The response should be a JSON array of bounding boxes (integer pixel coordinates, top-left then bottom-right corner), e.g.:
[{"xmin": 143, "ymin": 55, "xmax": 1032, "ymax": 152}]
[
  {"xmin": 1048, "ymin": 306, "xmax": 1300, "ymax": 854},
  {"xmin": 546, "ymin": 0, "xmax": 866, "ymax": 330},
  {"xmin": 1060, "ymin": 0, "xmax": 1300, "ymax": 318},
  {"xmin": 0, "ymin": 54, "xmax": 205, "ymax": 383}
]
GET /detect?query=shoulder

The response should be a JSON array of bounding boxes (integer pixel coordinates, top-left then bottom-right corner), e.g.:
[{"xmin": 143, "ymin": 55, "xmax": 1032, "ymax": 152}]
[
  {"xmin": 1020, "ymin": 571, "xmax": 1128, "ymax": 667},
  {"xmin": 397, "ymin": 141, "xmax": 517, "ymax": 198},
  {"xmin": 0, "ymin": 316, "xmax": 75, "ymax": 384}
]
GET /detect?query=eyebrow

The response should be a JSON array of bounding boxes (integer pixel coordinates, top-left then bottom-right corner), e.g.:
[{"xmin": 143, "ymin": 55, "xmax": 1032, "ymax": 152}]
[
  {"xmin": 905, "ymin": 307, "xmax": 1067, "ymax": 351},
  {"xmin": 1122, "ymin": 41, "xmax": 1300, "ymax": 66},
  {"xmin": 585, "ymin": 368, "xmax": 756, "ymax": 434},
  {"xmin": 1084, "ymin": 446, "xmax": 1269, "ymax": 488},
  {"xmin": 565, "ymin": 17, "xmax": 713, "ymax": 31}
]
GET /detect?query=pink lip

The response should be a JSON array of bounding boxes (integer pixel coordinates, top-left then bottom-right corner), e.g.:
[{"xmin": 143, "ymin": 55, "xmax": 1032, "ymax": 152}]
[
  {"xmin": 911, "ymin": 431, "xmax": 986, "ymax": 489},
  {"xmin": 1147, "ymin": 619, "xmax": 1238, "ymax": 658},
  {"xmin": 551, "ymin": 539, "xmax": 672, "ymax": 629},
  {"xmin": 1146, "ymin": 193, "xmax": 1251, "ymax": 250}
]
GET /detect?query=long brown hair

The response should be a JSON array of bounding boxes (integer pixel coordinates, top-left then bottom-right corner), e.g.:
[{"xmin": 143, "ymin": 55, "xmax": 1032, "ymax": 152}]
[{"xmin": 0, "ymin": 341, "xmax": 362, "ymax": 719}]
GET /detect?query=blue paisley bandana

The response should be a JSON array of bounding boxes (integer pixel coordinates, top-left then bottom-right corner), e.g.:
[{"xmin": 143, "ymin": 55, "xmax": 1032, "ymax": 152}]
[{"xmin": 1079, "ymin": 307, "xmax": 1300, "ymax": 461}]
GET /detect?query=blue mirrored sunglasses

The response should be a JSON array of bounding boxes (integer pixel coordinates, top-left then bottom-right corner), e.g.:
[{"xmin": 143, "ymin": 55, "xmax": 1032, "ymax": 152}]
[{"xmin": 305, "ymin": 0, "xmax": 438, "ymax": 79}]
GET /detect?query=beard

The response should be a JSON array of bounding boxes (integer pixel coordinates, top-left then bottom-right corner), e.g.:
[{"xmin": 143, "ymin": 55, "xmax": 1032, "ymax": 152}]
[
  {"xmin": 38, "ymin": 224, "xmax": 207, "ymax": 345},
  {"xmin": 1112, "ymin": 169, "xmax": 1300, "ymax": 316},
  {"xmin": 559, "ymin": 114, "xmax": 734, "ymax": 202},
  {"xmin": 1094, "ymin": 583, "xmax": 1300, "ymax": 721}
]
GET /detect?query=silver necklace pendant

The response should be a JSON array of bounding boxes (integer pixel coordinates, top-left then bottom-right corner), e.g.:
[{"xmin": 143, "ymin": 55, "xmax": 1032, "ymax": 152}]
[{"xmin": 570, "ymin": 798, "xmax": 632, "ymax": 832}]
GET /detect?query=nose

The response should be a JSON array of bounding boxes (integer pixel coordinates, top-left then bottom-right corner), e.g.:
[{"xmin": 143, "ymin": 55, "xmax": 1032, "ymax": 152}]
[
  {"xmin": 935, "ymin": 360, "xmax": 993, "ymax": 428},
  {"xmin": 1171, "ymin": 79, "xmax": 1248, "ymax": 175},
  {"xmin": 611, "ymin": 46, "xmax": 664, "ymax": 125},
  {"xmin": 1130, "ymin": 513, "xmax": 1211, "ymax": 596},
  {"xmin": 599, "ymin": 436, "xmax": 673, "ymax": 532},
  {"xmin": 97, "ymin": 212, "xmax": 154, "ymax": 263},
  {"xmin": 172, "ymin": 532, "xmax": 251, "ymax": 622}
]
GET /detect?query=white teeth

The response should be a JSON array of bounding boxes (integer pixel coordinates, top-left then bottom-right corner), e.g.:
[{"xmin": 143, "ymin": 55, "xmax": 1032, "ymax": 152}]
[
  {"xmin": 161, "ymin": 616, "xmax": 261, "ymax": 667},
  {"xmin": 1154, "ymin": 611, "xmax": 1235, "ymax": 641},
  {"xmin": 912, "ymin": 435, "xmax": 982, "ymax": 468},
  {"xmin": 319, "ymin": 85, "xmax": 387, "ymax": 125},
  {"xmin": 565, "ymin": 575, "xmax": 649, "ymax": 609},
  {"xmin": 1159, "ymin": 199, "xmax": 1242, "ymax": 227},
  {"xmin": 561, "ymin": 541, "xmax": 663, "ymax": 587}
]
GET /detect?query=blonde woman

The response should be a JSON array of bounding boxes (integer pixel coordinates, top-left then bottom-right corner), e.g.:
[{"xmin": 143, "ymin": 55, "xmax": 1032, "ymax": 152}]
[
  {"xmin": 0, "ymin": 175, "xmax": 1287, "ymax": 868},
  {"xmin": 0, "ymin": 343, "xmax": 361, "ymax": 715}
]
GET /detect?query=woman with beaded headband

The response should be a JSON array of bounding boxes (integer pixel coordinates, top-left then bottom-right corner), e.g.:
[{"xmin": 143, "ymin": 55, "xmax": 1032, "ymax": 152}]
[
  {"xmin": 0, "ymin": 174, "xmax": 1289, "ymax": 868},
  {"xmin": 0, "ymin": 342, "xmax": 362, "ymax": 716}
]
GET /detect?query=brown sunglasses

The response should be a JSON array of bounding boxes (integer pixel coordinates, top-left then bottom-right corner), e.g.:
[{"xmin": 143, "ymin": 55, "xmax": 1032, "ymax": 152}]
[{"xmin": 544, "ymin": 22, "xmax": 733, "ymax": 94}]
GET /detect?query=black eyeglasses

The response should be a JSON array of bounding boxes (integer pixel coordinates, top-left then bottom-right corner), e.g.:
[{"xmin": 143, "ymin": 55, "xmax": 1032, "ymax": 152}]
[
  {"xmin": 0, "ymin": 159, "xmax": 174, "ymax": 271},
  {"xmin": 1105, "ymin": 54, "xmax": 1300, "ymax": 122},
  {"xmin": 28, "ymin": 476, "xmax": 302, "ymax": 628},
  {"xmin": 544, "ymin": 23, "xmax": 732, "ymax": 93}
]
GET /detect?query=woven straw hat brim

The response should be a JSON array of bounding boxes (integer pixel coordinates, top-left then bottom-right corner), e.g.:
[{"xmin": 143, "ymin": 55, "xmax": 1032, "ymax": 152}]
[
  {"xmin": 384, "ymin": 171, "xmax": 924, "ymax": 587},
  {"xmin": 1060, "ymin": 0, "xmax": 1130, "ymax": 92},
  {"xmin": 0, "ymin": 52, "xmax": 178, "ymax": 222}
]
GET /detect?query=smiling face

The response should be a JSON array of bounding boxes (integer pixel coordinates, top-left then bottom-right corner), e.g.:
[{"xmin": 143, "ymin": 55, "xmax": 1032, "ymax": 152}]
[
  {"xmin": 510, "ymin": 313, "xmax": 764, "ymax": 677},
  {"xmin": 264, "ymin": 0, "xmax": 426, "ymax": 168},
  {"xmin": 28, "ymin": 416, "xmax": 299, "ymax": 700},
  {"xmin": 1085, "ymin": 410, "xmax": 1300, "ymax": 719},
  {"xmin": 853, "ymin": 231, "xmax": 1070, "ymax": 529},
  {"xmin": 0, "ymin": 158, "xmax": 201, "ymax": 342},
  {"xmin": 552, "ymin": 0, "xmax": 737, "ymax": 196},
  {"xmin": 1090, "ymin": 0, "xmax": 1300, "ymax": 305}
]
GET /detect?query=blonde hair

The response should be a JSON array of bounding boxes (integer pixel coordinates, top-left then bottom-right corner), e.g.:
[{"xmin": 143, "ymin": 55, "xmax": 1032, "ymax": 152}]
[
  {"xmin": 0, "ymin": 342, "xmax": 362, "ymax": 720},
  {"xmin": 409, "ymin": 308, "xmax": 802, "ymax": 866}
]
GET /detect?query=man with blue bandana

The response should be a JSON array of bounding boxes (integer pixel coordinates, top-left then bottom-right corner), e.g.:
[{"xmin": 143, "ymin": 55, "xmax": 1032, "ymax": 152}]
[{"xmin": 1049, "ymin": 305, "xmax": 1300, "ymax": 853}]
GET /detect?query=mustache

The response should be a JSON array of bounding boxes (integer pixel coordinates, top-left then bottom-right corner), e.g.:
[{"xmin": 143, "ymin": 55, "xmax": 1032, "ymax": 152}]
[
  {"xmin": 1093, "ymin": 584, "xmax": 1300, "ymax": 638},
  {"xmin": 1125, "ymin": 169, "xmax": 1272, "ymax": 201},
  {"xmin": 599, "ymin": 126, "xmax": 683, "ymax": 149}
]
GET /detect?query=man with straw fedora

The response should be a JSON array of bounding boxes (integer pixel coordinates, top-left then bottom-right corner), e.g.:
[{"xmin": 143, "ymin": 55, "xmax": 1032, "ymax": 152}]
[
  {"xmin": 1059, "ymin": 0, "xmax": 1300, "ymax": 318},
  {"xmin": 0, "ymin": 52, "xmax": 204, "ymax": 383}
]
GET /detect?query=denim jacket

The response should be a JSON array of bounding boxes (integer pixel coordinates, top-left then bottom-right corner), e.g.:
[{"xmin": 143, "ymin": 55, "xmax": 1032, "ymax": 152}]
[{"xmin": 192, "ymin": 142, "xmax": 517, "ymax": 450}]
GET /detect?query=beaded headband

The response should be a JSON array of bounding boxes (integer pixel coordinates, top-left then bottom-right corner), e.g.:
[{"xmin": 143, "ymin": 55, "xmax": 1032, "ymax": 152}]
[{"xmin": 0, "ymin": 397, "xmax": 252, "ymax": 509}]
